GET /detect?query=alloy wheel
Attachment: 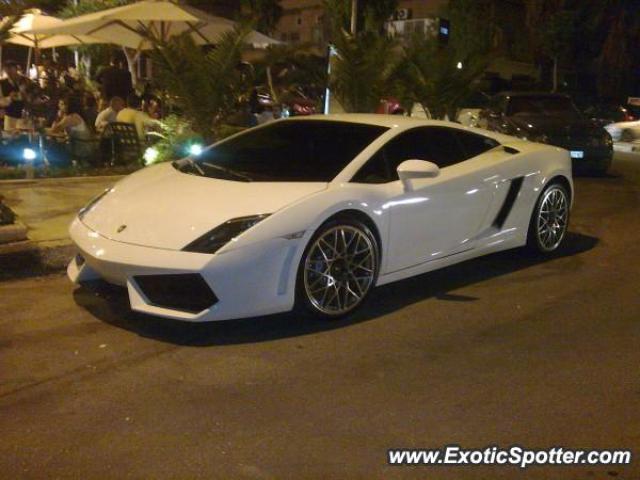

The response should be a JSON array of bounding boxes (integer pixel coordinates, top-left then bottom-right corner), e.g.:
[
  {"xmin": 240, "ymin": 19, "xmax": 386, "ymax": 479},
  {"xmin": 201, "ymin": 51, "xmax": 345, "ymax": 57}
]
[
  {"xmin": 536, "ymin": 186, "xmax": 569, "ymax": 252},
  {"xmin": 303, "ymin": 225, "xmax": 376, "ymax": 316}
]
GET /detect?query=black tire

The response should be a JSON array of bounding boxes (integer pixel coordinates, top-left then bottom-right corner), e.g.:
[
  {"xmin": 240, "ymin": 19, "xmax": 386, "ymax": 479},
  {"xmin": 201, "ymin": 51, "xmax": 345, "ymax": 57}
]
[
  {"xmin": 295, "ymin": 217, "xmax": 380, "ymax": 320},
  {"xmin": 526, "ymin": 181, "xmax": 570, "ymax": 254}
]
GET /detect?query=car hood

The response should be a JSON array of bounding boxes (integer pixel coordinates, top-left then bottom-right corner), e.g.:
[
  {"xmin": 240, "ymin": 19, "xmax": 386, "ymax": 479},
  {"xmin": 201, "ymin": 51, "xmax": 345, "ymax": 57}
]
[
  {"xmin": 507, "ymin": 114, "xmax": 603, "ymax": 137},
  {"xmin": 80, "ymin": 162, "xmax": 327, "ymax": 250}
]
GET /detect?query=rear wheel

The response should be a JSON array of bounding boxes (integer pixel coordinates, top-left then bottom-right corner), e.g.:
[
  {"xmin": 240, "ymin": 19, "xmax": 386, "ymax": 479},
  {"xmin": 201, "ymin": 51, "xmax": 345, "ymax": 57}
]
[
  {"xmin": 297, "ymin": 218, "xmax": 379, "ymax": 319},
  {"xmin": 527, "ymin": 182, "xmax": 570, "ymax": 253}
]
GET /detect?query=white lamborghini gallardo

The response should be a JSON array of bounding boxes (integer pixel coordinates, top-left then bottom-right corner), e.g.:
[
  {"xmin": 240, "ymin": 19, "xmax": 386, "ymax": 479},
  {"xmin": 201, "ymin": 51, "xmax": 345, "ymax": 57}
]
[{"xmin": 68, "ymin": 115, "xmax": 573, "ymax": 321}]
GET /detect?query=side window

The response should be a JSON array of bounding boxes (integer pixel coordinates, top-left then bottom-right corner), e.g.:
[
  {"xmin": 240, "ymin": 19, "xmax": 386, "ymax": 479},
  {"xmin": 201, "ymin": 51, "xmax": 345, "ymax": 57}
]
[
  {"xmin": 384, "ymin": 127, "xmax": 467, "ymax": 171},
  {"xmin": 351, "ymin": 148, "xmax": 389, "ymax": 184},
  {"xmin": 352, "ymin": 127, "xmax": 472, "ymax": 183},
  {"xmin": 352, "ymin": 130, "xmax": 428, "ymax": 183},
  {"xmin": 454, "ymin": 130, "xmax": 499, "ymax": 159},
  {"xmin": 416, "ymin": 127, "xmax": 467, "ymax": 168}
]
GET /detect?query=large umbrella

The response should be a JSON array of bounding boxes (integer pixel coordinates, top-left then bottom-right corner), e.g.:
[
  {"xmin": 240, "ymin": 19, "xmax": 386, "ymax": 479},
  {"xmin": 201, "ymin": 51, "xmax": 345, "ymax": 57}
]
[
  {"xmin": 26, "ymin": 0, "xmax": 281, "ymax": 51},
  {"xmin": 2, "ymin": 9, "xmax": 100, "ymax": 49}
]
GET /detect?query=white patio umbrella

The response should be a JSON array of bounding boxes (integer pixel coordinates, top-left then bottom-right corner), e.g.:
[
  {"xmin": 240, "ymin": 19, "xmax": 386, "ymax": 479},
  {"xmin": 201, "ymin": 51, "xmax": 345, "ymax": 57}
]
[
  {"xmin": 2, "ymin": 9, "xmax": 100, "ymax": 49},
  {"xmin": 26, "ymin": 0, "xmax": 281, "ymax": 51}
]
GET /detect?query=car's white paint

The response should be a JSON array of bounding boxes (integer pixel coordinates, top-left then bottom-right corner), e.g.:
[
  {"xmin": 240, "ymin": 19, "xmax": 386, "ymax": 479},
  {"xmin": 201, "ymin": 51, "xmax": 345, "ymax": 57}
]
[
  {"xmin": 604, "ymin": 120, "xmax": 640, "ymax": 153},
  {"xmin": 605, "ymin": 119, "xmax": 640, "ymax": 142},
  {"xmin": 80, "ymin": 163, "xmax": 327, "ymax": 250},
  {"xmin": 68, "ymin": 114, "xmax": 573, "ymax": 322},
  {"xmin": 457, "ymin": 108, "xmax": 482, "ymax": 127}
]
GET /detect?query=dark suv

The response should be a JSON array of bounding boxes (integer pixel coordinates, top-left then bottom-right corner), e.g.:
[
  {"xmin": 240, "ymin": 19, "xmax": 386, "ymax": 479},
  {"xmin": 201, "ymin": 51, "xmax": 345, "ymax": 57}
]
[{"xmin": 480, "ymin": 92, "xmax": 613, "ymax": 174}]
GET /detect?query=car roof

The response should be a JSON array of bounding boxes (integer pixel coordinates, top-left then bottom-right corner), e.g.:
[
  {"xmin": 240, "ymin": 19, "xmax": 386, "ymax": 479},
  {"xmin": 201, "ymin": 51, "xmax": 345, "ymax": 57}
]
[
  {"xmin": 285, "ymin": 113, "xmax": 458, "ymax": 128},
  {"xmin": 278, "ymin": 114, "xmax": 518, "ymax": 145}
]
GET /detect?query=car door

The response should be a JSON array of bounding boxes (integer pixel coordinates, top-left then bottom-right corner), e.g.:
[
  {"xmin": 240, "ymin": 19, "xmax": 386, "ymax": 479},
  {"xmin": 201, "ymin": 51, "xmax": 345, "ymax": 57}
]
[{"xmin": 359, "ymin": 127, "xmax": 501, "ymax": 273}]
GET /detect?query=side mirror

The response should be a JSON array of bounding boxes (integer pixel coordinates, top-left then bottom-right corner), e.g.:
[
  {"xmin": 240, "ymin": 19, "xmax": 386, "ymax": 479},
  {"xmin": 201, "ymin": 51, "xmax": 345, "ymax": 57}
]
[{"xmin": 397, "ymin": 159, "xmax": 439, "ymax": 190}]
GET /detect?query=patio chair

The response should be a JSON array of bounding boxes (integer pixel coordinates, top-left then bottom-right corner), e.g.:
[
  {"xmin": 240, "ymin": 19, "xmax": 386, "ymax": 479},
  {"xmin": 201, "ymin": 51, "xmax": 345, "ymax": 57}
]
[
  {"xmin": 105, "ymin": 122, "xmax": 142, "ymax": 165},
  {"xmin": 68, "ymin": 135, "xmax": 101, "ymax": 166}
]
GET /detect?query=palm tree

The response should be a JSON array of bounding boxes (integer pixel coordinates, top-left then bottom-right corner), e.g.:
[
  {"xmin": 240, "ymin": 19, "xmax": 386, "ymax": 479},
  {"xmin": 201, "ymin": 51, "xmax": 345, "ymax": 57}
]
[
  {"xmin": 152, "ymin": 27, "xmax": 253, "ymax": 141},
  {"xmin": 241, "ymin": 0, "xmax": 283, "ymax": 35},
  {"xmin": 0, "ymin": 1, "xmax": 30, "ymax": 44},
  {"xmin": 330, "ymin": 28, "xmax": 397, "ymax": 113},
  {"xmin": 254, "ymin": 43, "xmax": 327, "ymax": 108},
  {"xmin": 324, "ymin": 0, "xmax": 398, "ymax": 113},
  {"xmin": 395, "ymin": 34, "xmax": 489, "ymax": 119}
]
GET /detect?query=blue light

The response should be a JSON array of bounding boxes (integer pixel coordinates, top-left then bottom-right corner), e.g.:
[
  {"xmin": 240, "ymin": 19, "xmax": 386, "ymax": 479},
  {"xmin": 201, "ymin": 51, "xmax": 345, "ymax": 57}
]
[
  {"xmin": 189, "ymin": 144, "xmax": 204, "ymax": 156},
  {"xmin": 23, "ymin": 148, "xmax": 37, "ymax": 161}
]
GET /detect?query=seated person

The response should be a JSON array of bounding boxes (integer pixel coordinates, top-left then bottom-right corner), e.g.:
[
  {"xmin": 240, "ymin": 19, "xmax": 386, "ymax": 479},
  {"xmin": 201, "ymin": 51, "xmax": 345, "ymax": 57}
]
[
  {"xmin": 82, "ymin": 92, "xmax": 99, "ymax": 129},
  {"xmin": 116, "ymin": 94, "xmax": 160, "ymax": 140},
  {"xmin": 0, "ymin": 61, "xmax": 26, "ymax": 132},
  {"xmin": 95, "ymin": 96, "xmax": 125, "ymax": 133},
  {"xmin": 47, "ymin": 96, "xmax": 93, "ymax": 160},
  {"xmin": 143, "ymin": 96, "xmax": 162, "ymax": 120}
]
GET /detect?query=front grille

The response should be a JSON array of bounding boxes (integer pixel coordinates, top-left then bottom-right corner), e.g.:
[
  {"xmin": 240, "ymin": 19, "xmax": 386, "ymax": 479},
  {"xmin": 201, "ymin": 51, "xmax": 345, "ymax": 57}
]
[
  {"xmin": 133, "ymin": 273, "xmax": 218, "ymax": 313},
  {"xmin": 547, "ymin": 136, "xmax": 602, "ymax": 149}
]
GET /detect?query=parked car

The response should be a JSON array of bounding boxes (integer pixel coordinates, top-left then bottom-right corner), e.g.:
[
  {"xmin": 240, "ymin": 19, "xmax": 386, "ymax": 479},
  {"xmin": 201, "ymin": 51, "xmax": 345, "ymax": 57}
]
[
  {"xmin": 479, "ymin": 92, "xmax": 613, "ymax": 174},
  {"xmin": 583, "ymin": 103, "xmax": 638, "ymax": 128},
  {"xmin": 69, "ymin": 115, "xmax": 572, "ymax": 322},
  {"xmin": 456, "ymin": 91, "xmax": 490, "ymax": 127},
  {"xmin": 255, "ymin": 86, "xmax": 318, "ymax": 117},
  {"xmin": 603, "ymin": 119, "xmax": 640, "ymax": 142},
  {"xmin": 603, "ymin": 119, "xmax": 640, "ymax": 153}
]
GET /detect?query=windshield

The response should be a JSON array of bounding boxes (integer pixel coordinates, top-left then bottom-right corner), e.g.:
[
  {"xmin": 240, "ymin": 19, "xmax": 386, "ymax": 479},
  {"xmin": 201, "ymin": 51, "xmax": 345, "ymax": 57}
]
[
  {"xmin": 507, "ymin": 96, "xmax": 580, "ymax": 117},
  {"xmin": 175, "ymin": 120, "xmax": 388, "ymax": 182}
]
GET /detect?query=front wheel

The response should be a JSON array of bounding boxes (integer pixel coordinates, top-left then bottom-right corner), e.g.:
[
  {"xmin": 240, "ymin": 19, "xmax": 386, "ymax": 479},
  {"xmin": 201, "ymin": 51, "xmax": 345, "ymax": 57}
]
[
  {"xmin": 296, "ymin": 219, "xmax": 379, "ymax": 320},
  {"xmin": 527, "ymin": 182, "xmax": 570, "ymax": 254}
]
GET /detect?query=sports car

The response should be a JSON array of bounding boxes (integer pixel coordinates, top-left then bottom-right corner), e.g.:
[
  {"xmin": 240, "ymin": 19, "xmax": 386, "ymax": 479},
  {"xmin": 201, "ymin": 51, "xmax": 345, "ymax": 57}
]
[{"xmin": 68, "ymin": 114, "xmax": 573, "ymax": 322}]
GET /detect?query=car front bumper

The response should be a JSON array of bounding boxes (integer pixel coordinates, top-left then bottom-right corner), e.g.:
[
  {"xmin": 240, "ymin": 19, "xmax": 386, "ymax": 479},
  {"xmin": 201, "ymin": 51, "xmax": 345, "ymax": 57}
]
[
  {"xmin": 549, "ymin": 143, "xmax": 612, "ymax": 173},
  {"xmin": 68, "ymin": 218, "xmax": 302, "ymax": 322}
]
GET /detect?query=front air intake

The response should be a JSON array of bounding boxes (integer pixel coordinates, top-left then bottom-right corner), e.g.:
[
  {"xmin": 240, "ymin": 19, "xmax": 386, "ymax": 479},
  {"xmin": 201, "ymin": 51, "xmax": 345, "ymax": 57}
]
[{"xmin": 133, "ymin": 274, "xmax": 218, "ymax": 313}]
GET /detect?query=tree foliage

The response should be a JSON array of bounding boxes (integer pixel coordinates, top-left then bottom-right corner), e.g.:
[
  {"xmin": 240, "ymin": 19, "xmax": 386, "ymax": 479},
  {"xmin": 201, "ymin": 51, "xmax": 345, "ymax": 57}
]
[
  {"xmin": 241, "ymin": 0, "xmax": 283, "ymax": 34},
  {"xmin": 445, "ymin": 0, "xmax": 495, "ymax": 59},
  {"xmin": 330, "ymin": 28, "xmax": 397, "ymax": 113},
  {"xmin": 394, "ymin": 34, "xmax": 489, "ymax": 119},
  {"xmin": 254, "ymin": 43, "xmax": 327, "ymax": 108},
  {"xmin": 151, "ymin": 27, "xmax": 252, "ymax": 141},
  {"xmin": 596, "ymin": 3, "xmax": 640, "ymax": 100},
  {"xmin": 323, "ymin": 0, "xmax": 399, "ymax": 113}
]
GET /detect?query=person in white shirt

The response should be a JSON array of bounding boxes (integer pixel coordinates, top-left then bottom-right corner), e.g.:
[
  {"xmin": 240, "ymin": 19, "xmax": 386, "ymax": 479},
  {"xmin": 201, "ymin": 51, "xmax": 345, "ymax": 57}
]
[
  {"xmin": 116, "ymin": 94, "xmax": 159, "ymax": 140},
  {"xmin": 95, "ymin": 96, "xmax": 125, "ymax": 133}
]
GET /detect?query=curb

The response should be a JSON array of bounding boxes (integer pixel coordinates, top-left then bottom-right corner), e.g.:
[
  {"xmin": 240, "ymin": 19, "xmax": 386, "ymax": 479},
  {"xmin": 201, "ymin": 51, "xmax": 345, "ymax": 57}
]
[
  {"xmin": 0, "ymin": 240, "xmax": 75, "ymax": 281},
  {"xmin": 0, "ymin": 174, "xmax": 125, "ymax": 186},
  {"xmin": 0, "ymin": 221, "xmax": 28, "ymax": 243}
]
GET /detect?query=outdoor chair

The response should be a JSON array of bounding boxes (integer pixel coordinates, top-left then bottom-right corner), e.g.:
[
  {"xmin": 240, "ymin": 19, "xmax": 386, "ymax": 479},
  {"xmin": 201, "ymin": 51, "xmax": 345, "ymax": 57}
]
[
  {"xmin": 104, "ymin": 122, "xmax": 142, "ymax": 165},
  {"xmin": 68, "ymin": 135, "xmax": 101, "ymax": 166}
]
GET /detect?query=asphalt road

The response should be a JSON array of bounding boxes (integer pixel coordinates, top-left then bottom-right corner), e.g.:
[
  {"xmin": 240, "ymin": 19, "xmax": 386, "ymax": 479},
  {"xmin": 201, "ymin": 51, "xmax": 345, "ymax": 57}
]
[{"xmin": 1, "ymin": 154, "xmax": 639, "ymax": 479}]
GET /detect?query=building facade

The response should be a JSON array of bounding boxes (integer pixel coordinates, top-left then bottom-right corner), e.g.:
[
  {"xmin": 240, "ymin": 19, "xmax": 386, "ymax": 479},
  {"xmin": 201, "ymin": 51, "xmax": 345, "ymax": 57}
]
[{"xmin": 276, "ymin": 0, "xmax": 449, "ymax": 46}]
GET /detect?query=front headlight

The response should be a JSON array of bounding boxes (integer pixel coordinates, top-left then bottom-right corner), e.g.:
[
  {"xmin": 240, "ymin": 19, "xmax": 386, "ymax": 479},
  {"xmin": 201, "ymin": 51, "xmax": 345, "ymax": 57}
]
[
  {"xmin": 78, "ymin": 188, "xmax": 112, "ymax": 221},
  {"xmin": 182, "ymin": 214, "xmax": 270, "ymax": 254}
]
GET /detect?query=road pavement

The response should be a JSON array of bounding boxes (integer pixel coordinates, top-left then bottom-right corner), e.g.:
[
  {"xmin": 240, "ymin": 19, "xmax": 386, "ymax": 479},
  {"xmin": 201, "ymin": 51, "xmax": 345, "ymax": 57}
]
[{"xmin": 1, "ymin": 155, "xmax": 639, "ymax": 479}]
